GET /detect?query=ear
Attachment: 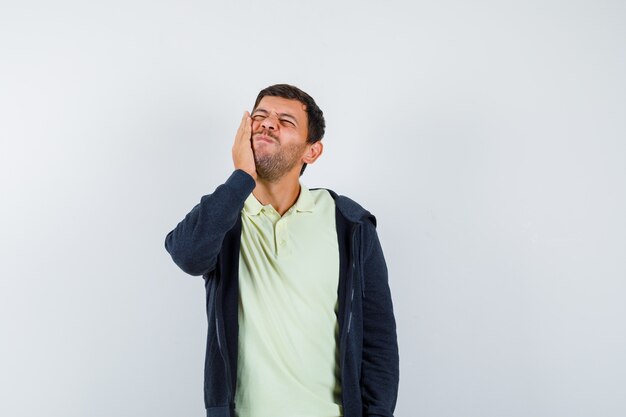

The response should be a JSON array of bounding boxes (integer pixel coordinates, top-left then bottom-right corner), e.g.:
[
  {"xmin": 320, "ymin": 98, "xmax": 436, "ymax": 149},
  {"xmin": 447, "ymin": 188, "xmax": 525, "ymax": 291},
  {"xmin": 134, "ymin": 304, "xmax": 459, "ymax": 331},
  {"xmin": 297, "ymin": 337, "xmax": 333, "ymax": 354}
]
[{"xmin": 302, "ymin": 141, "xmax": 323, "ymax": 165}]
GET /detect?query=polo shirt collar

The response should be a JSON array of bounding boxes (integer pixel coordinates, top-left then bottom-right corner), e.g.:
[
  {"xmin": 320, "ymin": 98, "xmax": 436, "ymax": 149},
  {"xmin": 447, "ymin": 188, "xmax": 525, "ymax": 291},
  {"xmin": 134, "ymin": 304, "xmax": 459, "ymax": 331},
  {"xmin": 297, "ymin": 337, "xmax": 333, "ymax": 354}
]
[
  {"xmin": 243, "ymin": 183, "xmax": 315, "ymax": 215},
  {"xmin": 243, "ymin": 192, "xmax": 264, "ymax": 215},
  {"xmin": 294, "ymin": 184, "xmax": 315, "ymax": 213}
]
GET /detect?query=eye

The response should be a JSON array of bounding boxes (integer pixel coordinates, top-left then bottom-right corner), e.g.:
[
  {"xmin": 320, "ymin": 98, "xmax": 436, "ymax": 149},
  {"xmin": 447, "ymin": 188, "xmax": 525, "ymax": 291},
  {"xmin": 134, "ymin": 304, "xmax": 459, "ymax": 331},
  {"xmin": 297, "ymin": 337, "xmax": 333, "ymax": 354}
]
[
  {"xmin": 280, "ymin": 119, "xmax": 295, "ymax": 127},
  {"xmin": 251, "ymin": 114, "xmax": 265, "ymax": 121}
]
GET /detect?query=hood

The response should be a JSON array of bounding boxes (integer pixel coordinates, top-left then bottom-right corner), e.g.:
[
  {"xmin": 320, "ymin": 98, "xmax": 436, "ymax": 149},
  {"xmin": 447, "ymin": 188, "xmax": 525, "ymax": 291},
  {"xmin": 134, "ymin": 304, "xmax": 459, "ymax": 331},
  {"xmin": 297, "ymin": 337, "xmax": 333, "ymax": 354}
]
[{"xmin": 324, "ymin": 189, "xmax": 377, "ymax": 227}]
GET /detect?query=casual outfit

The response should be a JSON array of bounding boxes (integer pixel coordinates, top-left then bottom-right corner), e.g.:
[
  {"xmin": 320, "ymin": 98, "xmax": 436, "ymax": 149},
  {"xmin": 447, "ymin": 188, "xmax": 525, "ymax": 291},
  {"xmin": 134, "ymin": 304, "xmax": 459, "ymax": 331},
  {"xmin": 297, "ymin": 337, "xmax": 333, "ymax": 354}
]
[{"xmin": 165, "ymin": 170, "xmax": 399, "ymax": 417}]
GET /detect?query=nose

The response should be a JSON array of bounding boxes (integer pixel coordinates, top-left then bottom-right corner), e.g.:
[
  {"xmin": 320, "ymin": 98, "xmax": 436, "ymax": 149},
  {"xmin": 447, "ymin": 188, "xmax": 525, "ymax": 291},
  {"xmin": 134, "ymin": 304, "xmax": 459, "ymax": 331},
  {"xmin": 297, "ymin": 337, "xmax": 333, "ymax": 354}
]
[{"xmin": 260, "ymin": 113, "xmax": 278, "ymax": 131}]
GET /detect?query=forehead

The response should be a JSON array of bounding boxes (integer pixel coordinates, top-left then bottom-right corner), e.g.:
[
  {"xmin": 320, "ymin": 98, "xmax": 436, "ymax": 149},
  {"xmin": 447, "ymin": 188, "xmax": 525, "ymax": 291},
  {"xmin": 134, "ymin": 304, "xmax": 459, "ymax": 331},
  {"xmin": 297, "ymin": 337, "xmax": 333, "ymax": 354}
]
[{"xmin": 255, "ymin": 96, "xmax": 307, "ymax": 120}]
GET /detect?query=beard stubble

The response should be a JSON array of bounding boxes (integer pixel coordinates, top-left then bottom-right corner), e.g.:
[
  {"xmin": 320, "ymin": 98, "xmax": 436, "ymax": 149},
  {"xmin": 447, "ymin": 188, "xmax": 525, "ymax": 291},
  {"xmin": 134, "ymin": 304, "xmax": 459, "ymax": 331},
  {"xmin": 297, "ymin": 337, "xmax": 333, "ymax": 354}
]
[{"xmin": 252, "ymin": 132, "xmax": 307, "ymax": 183}]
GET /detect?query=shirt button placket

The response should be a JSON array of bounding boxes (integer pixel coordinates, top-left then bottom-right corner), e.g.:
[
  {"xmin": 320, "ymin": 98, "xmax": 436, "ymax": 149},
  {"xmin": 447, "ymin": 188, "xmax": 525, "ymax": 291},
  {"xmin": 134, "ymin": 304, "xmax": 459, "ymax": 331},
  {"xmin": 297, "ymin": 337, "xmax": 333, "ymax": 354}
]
[{"xmin": 276, "ymin": 220, "xmax": 288, "ymax": 255}]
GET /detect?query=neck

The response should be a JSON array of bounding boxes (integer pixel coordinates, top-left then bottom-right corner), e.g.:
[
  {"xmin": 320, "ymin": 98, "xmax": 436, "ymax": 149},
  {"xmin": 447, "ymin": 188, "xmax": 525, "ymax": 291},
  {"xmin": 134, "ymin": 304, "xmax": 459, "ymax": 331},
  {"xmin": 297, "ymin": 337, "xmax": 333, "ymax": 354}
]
[{"xmin": 253, "ymin": 169, "xmax": 301, "ymax": 216}]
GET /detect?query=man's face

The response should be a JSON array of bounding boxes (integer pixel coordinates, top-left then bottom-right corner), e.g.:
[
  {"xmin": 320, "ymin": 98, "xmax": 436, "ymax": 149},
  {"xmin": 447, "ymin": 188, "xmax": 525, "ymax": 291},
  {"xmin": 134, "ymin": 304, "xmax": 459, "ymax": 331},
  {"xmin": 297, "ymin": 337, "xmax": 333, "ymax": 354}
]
[{"xmin": 250, "ymin": 96, "xmax": 309, "ymax": 182}]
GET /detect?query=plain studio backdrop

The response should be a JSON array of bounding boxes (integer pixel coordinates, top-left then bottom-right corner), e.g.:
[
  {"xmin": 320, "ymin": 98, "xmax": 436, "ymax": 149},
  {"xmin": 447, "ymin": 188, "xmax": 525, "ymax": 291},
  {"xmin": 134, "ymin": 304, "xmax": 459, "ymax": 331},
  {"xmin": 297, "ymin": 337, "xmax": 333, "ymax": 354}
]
[{"xmin": 1, "ymin": 0, "xmax": 625, "ymax": 416}]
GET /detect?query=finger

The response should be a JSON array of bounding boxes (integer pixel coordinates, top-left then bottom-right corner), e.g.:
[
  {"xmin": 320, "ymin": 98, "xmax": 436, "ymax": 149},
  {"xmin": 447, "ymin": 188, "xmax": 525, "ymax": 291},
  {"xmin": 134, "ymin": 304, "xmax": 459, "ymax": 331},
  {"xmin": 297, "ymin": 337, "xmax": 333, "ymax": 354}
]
[
  {"xmin": 236, "ymin": 114, "xmax": 251, "ymax": 143},
  {"xmin": 235, "ymin": 111, "xmax": 249, "ymax": 141},
  {"xmin": 243, "ymin": 113, "xmax": 252, "ymax": 135}
]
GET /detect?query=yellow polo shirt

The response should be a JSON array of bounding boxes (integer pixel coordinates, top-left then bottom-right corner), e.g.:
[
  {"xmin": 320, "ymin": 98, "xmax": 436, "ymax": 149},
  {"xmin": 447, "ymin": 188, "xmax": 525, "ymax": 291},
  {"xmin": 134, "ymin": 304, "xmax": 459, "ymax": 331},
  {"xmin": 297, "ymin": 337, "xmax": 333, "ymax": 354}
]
[{"xmin": 235, "ymin": 184, "xmax": 341, "ymax": 417}]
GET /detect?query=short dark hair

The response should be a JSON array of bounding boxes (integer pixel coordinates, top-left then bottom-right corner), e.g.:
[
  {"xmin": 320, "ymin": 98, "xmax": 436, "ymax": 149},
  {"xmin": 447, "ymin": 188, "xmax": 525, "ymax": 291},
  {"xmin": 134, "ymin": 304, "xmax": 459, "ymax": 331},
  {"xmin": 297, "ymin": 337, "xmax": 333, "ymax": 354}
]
[{"xmin": 253, "ymin": 84, "xmax": 325, "ymax": 175}]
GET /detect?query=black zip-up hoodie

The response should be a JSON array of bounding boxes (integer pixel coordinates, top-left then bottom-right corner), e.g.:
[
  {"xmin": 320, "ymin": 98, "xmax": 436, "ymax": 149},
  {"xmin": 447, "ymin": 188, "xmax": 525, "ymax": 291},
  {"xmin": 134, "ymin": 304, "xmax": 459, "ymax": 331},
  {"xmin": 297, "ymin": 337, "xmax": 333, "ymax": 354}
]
[{"xmin": 165, "ymin": 170, "xmax": 399, "ymax": 417}]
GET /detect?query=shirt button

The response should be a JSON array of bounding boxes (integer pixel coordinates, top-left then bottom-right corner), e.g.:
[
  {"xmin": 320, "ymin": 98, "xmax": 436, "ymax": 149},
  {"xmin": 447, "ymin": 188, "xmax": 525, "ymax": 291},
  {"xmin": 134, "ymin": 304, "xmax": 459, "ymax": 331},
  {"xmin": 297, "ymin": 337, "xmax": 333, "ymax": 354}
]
[{"xmin": 280, "ymin": 240, "xmax": 286, "ymax": 246}]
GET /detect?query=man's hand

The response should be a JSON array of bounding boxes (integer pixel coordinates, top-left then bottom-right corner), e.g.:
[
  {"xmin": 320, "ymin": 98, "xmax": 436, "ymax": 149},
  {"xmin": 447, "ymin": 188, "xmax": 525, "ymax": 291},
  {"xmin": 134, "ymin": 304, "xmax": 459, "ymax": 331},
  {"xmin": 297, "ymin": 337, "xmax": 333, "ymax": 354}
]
[{"xmin": 232, "ymin": 111, "xmax": 257, "ymax": 181}]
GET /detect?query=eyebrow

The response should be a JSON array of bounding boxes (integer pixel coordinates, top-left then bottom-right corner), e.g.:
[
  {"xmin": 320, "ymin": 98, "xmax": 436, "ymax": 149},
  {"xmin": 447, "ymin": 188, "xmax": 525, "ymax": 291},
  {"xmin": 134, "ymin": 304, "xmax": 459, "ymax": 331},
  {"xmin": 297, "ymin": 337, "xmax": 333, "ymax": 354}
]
[{"xmin": 252, "ymin": 108, "xmax": 299, "ymax": 125}]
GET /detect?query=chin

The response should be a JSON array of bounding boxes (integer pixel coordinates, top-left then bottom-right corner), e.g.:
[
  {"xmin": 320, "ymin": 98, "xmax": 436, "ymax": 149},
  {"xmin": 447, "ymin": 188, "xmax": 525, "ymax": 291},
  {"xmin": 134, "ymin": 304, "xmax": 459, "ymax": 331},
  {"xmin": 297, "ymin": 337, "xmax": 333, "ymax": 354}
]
[{"xmin": 253, "ymin": 145, "xmax": 275, "ymax": 158}]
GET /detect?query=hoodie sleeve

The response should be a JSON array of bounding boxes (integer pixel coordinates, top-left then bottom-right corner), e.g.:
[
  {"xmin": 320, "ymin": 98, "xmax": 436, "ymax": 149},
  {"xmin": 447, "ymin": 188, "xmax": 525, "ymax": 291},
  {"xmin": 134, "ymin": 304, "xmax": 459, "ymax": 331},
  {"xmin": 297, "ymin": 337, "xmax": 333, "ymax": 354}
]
[
  {"xmin": 164, "ymin": 170, "xmax": 256, "ymax": 276},
  {"xmin": 360, "ymin": 221, "xmax": 399, "ymax": 417}
]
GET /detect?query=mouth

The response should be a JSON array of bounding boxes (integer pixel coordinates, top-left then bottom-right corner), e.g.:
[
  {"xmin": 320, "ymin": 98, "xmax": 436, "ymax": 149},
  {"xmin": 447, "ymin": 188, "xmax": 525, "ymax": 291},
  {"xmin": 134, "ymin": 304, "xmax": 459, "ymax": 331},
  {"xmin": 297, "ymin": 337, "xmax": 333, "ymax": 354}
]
[{"xmin": 253, "ymin": 134, "xmax": 277, "ymax": 144}]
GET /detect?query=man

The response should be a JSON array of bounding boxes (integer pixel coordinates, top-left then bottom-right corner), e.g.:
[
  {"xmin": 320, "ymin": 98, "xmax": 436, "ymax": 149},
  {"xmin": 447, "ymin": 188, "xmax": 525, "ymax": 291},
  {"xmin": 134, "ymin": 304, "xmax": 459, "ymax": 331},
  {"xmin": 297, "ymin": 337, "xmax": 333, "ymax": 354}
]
[{"xmin": 165, "ymin": 84, "xmax": 398, "ymax": 417}]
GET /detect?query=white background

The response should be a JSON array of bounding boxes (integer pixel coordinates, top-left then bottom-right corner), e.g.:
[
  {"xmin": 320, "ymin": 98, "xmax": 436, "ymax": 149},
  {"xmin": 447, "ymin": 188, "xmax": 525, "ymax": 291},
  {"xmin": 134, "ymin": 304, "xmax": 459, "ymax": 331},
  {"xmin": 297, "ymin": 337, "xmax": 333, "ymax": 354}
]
[{"xmin": 1, "ymin": 1, "xmax": 625, "ymax": 416}]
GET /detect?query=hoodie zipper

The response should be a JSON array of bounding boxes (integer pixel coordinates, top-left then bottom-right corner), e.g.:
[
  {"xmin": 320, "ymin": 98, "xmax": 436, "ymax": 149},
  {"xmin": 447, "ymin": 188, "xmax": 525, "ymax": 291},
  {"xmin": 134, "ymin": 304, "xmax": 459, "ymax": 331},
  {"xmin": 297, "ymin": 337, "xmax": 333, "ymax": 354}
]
[
  {"xmin": 214, "ymin": 277, "xmax": 233, "ymax": 404},
  {"xmin": 340, "ymin": 224, "xmax": 359, "ymax": 368}
]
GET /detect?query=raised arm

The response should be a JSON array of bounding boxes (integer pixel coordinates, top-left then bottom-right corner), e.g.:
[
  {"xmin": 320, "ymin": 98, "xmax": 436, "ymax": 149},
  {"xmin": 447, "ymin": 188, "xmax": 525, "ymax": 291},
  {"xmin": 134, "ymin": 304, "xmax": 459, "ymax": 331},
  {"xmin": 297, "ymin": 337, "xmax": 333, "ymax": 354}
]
[{"xmin": 164, "ymin": 169, "xmax": 255, "ymax": 276}]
